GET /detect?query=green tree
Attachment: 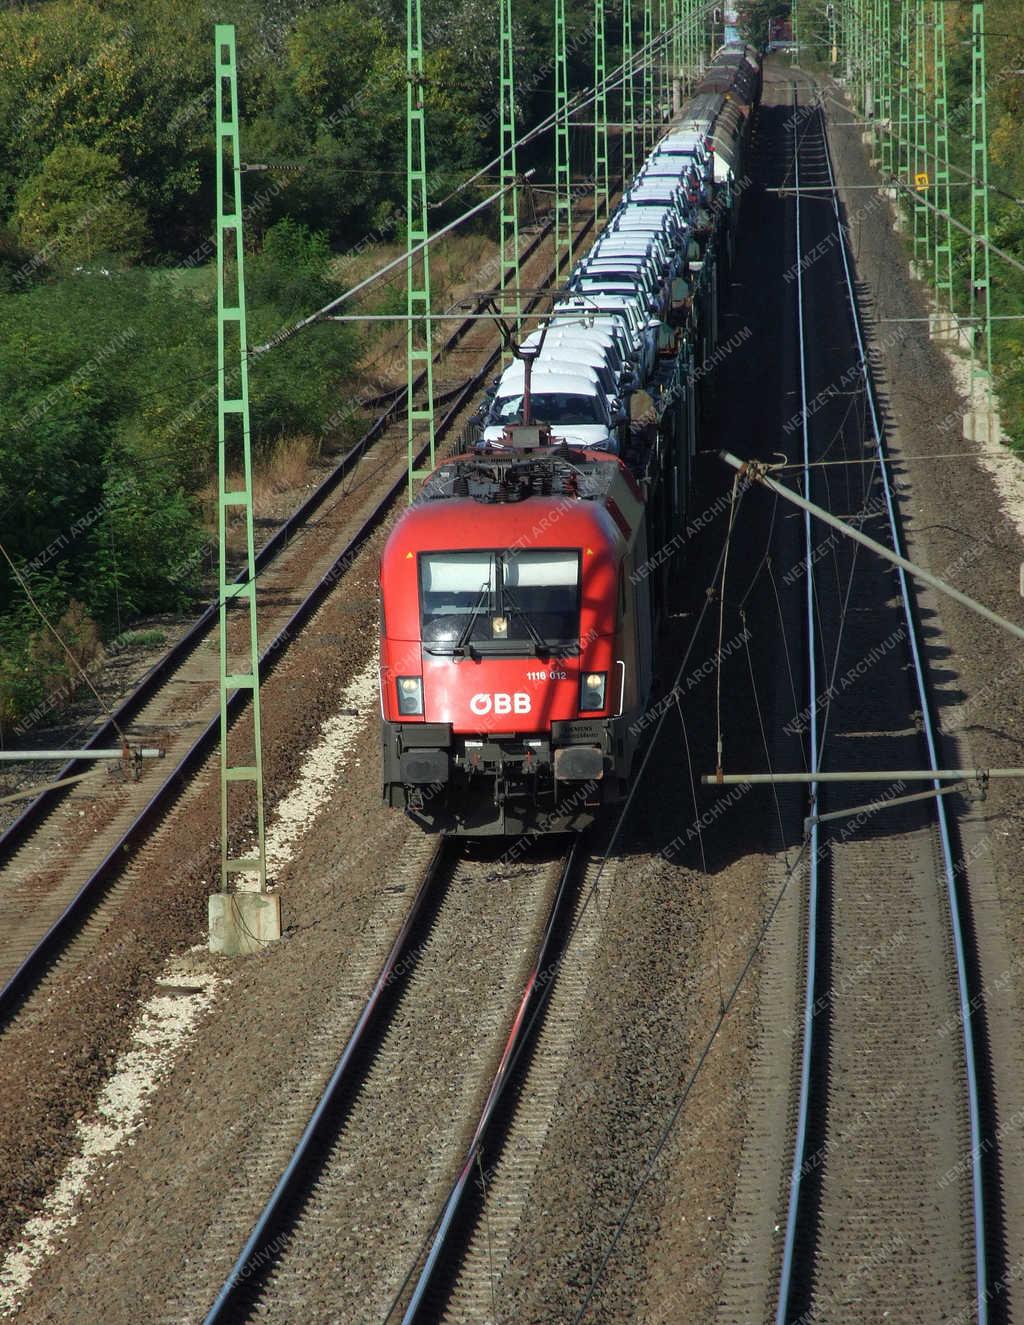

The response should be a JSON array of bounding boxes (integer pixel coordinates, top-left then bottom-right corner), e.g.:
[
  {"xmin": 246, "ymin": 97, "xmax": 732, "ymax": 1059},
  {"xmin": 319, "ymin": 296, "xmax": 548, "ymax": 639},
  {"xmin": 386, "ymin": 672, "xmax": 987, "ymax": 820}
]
[
  {"xmin": 14, "ymin": 144, "xmax": 146, "ymax": 267},
  {"xmin": 738, "ymin": 0, "xmax": 791, "ymax": 48},
  {"xmin": 246, "ymin": 218, "xmax": 358, "ymax": 444}
]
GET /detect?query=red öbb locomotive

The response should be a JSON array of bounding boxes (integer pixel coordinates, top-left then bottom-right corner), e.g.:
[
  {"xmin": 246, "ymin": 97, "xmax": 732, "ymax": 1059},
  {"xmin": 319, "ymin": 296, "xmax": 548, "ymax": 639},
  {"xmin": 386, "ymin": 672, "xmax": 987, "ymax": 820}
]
[{"xmin": 379, "ymin": 430, "xmax": 673, "ymax": 835}]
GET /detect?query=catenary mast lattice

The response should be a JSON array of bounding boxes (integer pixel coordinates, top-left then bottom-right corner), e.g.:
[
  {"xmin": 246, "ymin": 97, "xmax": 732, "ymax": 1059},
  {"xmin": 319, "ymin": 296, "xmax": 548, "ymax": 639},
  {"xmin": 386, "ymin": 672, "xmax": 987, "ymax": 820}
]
[
  {"xmin": 214, "ymin": 23, "xmax": 267, "ymax": 894},
  {"xmin": 406, "ymin": 0, "xmax": 436, "ymax": 499}
]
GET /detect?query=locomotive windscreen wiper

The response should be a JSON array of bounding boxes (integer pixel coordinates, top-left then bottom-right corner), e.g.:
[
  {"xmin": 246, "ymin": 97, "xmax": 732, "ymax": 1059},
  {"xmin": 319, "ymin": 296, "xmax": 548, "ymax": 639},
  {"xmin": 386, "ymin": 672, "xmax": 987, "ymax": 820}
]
[
  {"xmin": 446, "ymin": 579, "xmax": 492, "ymax": 658},
  {"xmin": 501, "ymin": 585, "xmax": 554, "ymax": 658}
]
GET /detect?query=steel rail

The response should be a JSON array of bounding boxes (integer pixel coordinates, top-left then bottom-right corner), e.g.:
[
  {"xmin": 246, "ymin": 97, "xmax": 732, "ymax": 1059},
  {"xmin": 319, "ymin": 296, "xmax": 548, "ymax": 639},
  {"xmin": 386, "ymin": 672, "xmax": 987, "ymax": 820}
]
[
  {"xmin": 818, "ymin": 91, "xmax": 990, "ymax": 1324},
  {"xmin": 773, "ymin": 86, "xmax": 991, "ymax": 1324},
  {"xmin": 201, "ymin": 838, "xmax": 450, "ymax": 1325},
  {"xmin": 201, "ymin": 840, "xmax": 578, "ymax": 1324},
  {"xmin": 398, "ymin": 838, "xmax": 581, "ymax": 1323},
  {"xmin": 774, "ymin": 81, "xmax": 823, "ymax": 1325},
  {"xmin": 0, "ymin": 355, "xmax": 481, "ymax": 1027},
  {"xmin": 0, "ymin": 208, "xmax": 601, "ymax": 1028}
]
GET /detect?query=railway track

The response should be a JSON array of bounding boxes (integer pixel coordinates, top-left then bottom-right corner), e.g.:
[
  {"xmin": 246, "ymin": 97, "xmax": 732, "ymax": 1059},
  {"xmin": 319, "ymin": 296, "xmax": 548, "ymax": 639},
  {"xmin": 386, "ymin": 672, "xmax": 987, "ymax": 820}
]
[
  {"xmin": 770, "ymin": 78, "xmax": 1001, "ymax": 1323},
  {"xmin": 0, "ymin": 206, "xmax": 606, "ymax": 1030},
  {"xmin": 400, "ymin": 850, "xmax": 607, "ymax": 1323},
  {"xmin": 201, "ymin": 837, "xmax": 586, "ymax": 1324}
]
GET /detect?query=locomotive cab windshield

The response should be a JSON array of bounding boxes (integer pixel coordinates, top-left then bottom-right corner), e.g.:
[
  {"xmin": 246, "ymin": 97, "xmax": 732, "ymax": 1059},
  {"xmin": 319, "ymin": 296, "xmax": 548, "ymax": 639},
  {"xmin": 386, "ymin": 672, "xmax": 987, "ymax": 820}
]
[{"xmin": 421, "ymin": 549, "xmax": 580, "ymax": 657}]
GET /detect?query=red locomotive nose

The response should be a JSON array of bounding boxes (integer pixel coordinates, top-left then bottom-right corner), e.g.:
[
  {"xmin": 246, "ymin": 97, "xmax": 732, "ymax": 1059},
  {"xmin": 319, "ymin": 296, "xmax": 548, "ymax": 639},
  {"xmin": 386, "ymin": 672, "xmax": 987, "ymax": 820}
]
[
  {"xmin": 378, "ymin": 448, "xmax": 651, "ymax": 835},
  {"xmin": 419, "ymin": 653, "xmax": 590, "ymax": 731}
]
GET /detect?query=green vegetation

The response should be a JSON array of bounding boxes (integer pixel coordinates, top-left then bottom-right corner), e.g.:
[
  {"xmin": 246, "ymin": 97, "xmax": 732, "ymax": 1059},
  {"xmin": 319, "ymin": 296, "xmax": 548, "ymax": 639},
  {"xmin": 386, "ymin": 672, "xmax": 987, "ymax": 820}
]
[
  {"xmin": 0, "ymin": 216, "xmax": 359, "ymax": 732},
  {"xmin": 116, "ymin": 628, "xmax": 167, "ymax": 647},
  {"xmin": 6, "ymin": 0, "xmax": 1022, "ymax": 740},
  {"xmin": 0, "ymin": 0, "xmax": 600, "ymax": 736},
  {"xmin": 787, "ymin": 1, "xmax": 1024, "ymax": 450},
  {"xmin": 738, "ymin": 0, "xmax": 791, "ymax": 49}
]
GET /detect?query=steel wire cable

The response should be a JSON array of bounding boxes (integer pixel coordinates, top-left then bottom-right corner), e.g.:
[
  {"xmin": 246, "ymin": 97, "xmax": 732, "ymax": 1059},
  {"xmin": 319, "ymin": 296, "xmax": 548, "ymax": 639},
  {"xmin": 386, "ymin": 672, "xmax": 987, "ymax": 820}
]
[
  {"xmin": 741, "ymin": 614, "xmax": 795, "ymax": 866},
  {"xmin": 4, "ymin": 208, "xmax": 594, "ymax": 757},
  {"xmin": 428, "ymin": 1, "xmax": 722, "ymax": 211},
  {"xmin": 767, "ymin": 556, "xmax": 808, "ymax": 769},
  {"xmin": 736, "ymin": 487, "xmax": 781, "ymax": 610},
  {"xmin": 676, "ymin": 692, "xmax": 726, "ymax": 1012},
  {"xmin": 818, "ymin": 86, "xmax": 1024, "ymax": 278},
  {"xmin": 714, "ymin": 473, "xmax": 742, "ymax": 776}
]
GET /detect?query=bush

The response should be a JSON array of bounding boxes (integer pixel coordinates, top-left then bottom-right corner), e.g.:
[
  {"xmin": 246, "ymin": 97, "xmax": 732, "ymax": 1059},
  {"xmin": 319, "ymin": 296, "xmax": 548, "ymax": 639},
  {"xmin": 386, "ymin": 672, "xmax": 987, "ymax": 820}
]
[
  {"xmin": 14, "ymin": 144, "xmax": 147, "ymax": 269},
  {"xmin": 115, "ymin": 628, "xmax": 167, "ymax": 647},
  {"xmin": 83, "ymin": 470, "xmax": 205, "ymax": 623},
  {"xmin": 0, "ymin": 273, "xmax": 210, "ymax": 636},
  {"xmin": 0, "ymin": 214, "xmax": 359, "ymax": 683},
  {"xmin": 0, "ymin": 585, "xmax": 101, "ymax": 740},
  {"xmin": 245, "ymin": 219, "xmax": 358, "ymax": 448},
  {"xmin": 27, "ymin": 599, "xmax": 103, "ymax": 705}
]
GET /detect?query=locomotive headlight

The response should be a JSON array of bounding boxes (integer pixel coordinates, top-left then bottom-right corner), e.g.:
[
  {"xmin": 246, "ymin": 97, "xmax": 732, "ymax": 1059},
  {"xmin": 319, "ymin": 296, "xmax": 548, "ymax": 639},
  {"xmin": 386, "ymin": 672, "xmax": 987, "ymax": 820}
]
[
  {"xmin": 580, "ymin": 671, "xmax": 607, "ymax": 712},
  {"xmin": 396, "ymin": 676, "xmax": 424, "ymax": 716}
]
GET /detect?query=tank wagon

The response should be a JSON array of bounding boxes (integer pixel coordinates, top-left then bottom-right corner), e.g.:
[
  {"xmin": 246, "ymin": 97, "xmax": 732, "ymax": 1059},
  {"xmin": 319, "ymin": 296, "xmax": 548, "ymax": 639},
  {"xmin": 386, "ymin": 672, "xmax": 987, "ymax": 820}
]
[{"xmin": 379, "ymin": 44, "xmax": 761, "ymax": 835}]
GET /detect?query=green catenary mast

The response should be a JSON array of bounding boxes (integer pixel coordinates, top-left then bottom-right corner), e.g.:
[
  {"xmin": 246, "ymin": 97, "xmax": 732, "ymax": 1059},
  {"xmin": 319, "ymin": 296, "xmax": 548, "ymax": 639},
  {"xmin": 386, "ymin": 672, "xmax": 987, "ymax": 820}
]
[
  {"xmin": 896, "ymin": 0, "xmax": 910, "ymax": 192},
  {"xmin": 406, "ymin": 0, "xmax": 435, "ymax": 499},
  {"xmin": 791, "ymin": 0, "xmax": 799, "ymax": 66},
  {"xmin": 970, "ymin": 0, "xmax": 992, "ymax": 383},
  {"xmin": 842, "ymin": 0, "xmax": 851, "ymax": 82},
  {"xmin": 880, "ymin": 0, "xmax": 893, "ymax": 178},
  {"xmin": 594, "ymin": 0, "xmax": 611, "ymax": 221},
  {"xmin": 932, "ymin": 0, "xmax": 954, "ymax": 313},
  {"xmin": 672, "ymin": 0, "xmax": 683, "ymax": 103},
  {"xmin": 685, "ymin": 0, "xmax": 699, "ymax": 91},
  {"xmin": 659, "ymin": 0, "xmax": 668, "ymax": 131},
  {"xmin": 213, "ymin": 25, "xmax": 268, "ymax": 897},
  {"xmin": 871, "ymin": 0, "xmax": 882, "ymax": 123},
  {"xmin": 554, "ymin": 0, "xmax": 573, "ymax": 281},
  {"xmin": 913, "ymin": 0, "xmax": 929, "ymax": 269},
  {"xmin": 622, "ymin": 0, "xmax": 636, "ymax": 181},
  {"xmin": 643, "ymin": 0, "xmax": 654, "ymax": 157},
  {"xmin": 500, "ymin": 0, "xmax": 522, "ymax": 341},
  {"xmin": 828, "ymin": 0, "xmax": 838, "ymax": 65}
]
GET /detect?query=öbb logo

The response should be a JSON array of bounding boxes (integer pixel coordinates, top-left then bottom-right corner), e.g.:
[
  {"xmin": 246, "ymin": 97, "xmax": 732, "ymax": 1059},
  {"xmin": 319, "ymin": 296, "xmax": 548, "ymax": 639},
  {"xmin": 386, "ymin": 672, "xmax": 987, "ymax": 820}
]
[{"xmin": 469, "ymin": 692, "xmax": 531, "ymax": 717}]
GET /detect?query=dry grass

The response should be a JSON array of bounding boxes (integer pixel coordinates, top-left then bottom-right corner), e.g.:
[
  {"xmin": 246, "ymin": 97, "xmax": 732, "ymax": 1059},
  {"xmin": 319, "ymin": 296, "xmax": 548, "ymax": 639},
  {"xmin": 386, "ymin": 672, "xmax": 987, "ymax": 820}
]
[
  {"xmin": 195, "ymin": 233, "xmax": 503, "ymax": 546},
  {"xmin": 29, "ymin": 600, "xmax": 105, "ymax": 707},
  {"xmin": 198, "ymin": 434, "xmax": 322, "ymax": 552},
  {"xmin": 339, "ymin": 232, "xmax": 498, "ymax": 393},
  {"xmin": 252, "ymin": 434, "xmax": 318, "ymax": 505},
  {"xmin": 329, "ymin": 242, "xmax": 405, "ymax": 290},
  {"xmin": 432, "ymin": 233, "xmax": 493, "ymax": 308}
]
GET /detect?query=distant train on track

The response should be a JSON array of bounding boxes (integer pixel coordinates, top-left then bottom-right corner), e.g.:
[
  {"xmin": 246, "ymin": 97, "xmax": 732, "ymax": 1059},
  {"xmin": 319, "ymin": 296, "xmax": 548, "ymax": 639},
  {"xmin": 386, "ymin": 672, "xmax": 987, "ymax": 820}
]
[{"xmin": 379, "ymin": 43, "xmax": 762, "ymax": 835}]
